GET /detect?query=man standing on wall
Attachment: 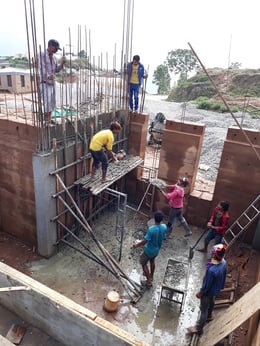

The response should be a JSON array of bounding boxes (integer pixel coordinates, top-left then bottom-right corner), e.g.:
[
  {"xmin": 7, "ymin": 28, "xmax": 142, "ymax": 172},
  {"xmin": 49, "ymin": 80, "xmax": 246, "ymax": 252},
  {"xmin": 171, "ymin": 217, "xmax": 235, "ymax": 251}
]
[
  {"xmin": 127, "ymin": 55, "xmax": 147, "ymax": 113},
  {"xmin": 38, "ymin": 39, "xmax": 66, "ymax": 125}
]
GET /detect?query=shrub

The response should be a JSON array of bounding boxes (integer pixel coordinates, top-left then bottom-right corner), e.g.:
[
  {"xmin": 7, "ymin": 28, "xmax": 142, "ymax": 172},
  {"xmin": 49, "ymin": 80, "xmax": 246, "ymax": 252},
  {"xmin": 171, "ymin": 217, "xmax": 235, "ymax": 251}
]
[
  {"xmin": 231, "ymin": 106, "xmax": 239, "ymax": 113},
  {"xmin": 211, "ymin": 103, "xmax": 222, "ymax": 111},
  {"xmin": 220, "ymin": 105, "xmax": 228, "ymax": 113},
  {"xmin": 194, "ymin": 96, "xmax": 209, "ymax": 104},
  {"xmin": 197, "ymin": 100, "xmax": 211, "ymax": 110},
  {"xmin": 196, "ymin": 75, "xmax": 208, "ymax": 82}
]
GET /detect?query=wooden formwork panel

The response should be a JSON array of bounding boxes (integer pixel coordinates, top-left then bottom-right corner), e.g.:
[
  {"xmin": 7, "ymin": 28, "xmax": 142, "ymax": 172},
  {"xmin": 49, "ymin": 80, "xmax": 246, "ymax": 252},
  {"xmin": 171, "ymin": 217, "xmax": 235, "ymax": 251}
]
[
  {"xmin": 213, "ymin": 138, "xmax": 260, "ymax": 229},
  {"xmin": 226, "ymin": 126, "xmax": 260, "ymax": 146}
]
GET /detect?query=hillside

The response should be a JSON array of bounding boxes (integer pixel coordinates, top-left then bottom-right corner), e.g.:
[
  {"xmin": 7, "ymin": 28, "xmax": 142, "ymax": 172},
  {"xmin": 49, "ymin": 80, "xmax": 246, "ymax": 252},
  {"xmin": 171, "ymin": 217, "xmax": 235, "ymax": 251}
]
[{"xmin": 168, "ymin": 68, "xmax": 260, "ymax": 109}]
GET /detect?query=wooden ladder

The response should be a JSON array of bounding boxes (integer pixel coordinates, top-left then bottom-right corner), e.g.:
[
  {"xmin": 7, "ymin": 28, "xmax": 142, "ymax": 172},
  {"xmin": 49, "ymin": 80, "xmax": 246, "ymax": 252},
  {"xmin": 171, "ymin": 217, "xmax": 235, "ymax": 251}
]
[{"xmin": 223, "ymin": 194, "xmax": 260, "ymax": 250}]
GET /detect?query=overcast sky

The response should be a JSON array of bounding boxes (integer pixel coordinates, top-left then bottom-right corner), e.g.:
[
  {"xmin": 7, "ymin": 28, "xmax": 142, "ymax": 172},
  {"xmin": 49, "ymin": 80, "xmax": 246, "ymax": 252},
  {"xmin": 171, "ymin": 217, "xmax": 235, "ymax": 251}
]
[{"xmin": 1, "ymin": 0, "xmax": 260, "ymax": 91}]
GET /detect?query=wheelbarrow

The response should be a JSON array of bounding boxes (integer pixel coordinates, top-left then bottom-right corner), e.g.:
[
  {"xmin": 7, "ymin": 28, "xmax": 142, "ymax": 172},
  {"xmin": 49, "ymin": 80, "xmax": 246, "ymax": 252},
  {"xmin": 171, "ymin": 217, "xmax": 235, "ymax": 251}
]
[{"xmin": 188, "ymin": 227, "xmax": 209, "ymax": 260}]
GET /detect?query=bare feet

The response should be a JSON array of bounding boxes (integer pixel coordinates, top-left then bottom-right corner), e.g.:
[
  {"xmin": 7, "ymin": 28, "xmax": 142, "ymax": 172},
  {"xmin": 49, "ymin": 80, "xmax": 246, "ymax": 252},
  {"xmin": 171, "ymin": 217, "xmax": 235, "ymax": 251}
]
[
  {"xmin": 101, "ymin": 179, "xmax": 112, "ymax": 183},
  {"xmin": 186, "ymin": 326, "xmax": 198, "ymax": 334}
]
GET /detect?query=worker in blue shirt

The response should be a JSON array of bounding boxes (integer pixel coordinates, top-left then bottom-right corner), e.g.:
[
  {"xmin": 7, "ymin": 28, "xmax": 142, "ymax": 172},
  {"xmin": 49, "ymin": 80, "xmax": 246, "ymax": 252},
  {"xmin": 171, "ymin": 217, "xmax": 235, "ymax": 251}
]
[
  {"xmin": 127, "ymin": 55, "xmax": 147, "ymax": 112},
  {"xmin": 187, "ymin": 243, "xmax": 227, "ymax": 335},
  {"xmin": 132, "ymin": 210, "xmax": 167, "ymax": 288}
]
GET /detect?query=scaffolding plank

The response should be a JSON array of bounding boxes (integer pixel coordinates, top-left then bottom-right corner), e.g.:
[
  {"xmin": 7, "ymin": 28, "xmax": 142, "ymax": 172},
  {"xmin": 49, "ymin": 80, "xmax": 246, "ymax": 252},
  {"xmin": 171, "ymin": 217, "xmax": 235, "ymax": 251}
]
[
  {"xmin": 0, "ymin": 334, "xmax": 15, "ymax": 346},
  {"xmin": 198, "ymin": 282, "xmax": 260, "ymax": 346},
  {"xmin": 74, "ymin": 156, "xmax": 143, "ymax": 195}
]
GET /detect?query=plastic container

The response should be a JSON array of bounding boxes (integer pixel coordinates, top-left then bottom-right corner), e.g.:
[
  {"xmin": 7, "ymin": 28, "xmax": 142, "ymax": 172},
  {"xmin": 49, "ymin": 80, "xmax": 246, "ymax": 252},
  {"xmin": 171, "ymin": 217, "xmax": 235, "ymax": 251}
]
[{"xmin": 103, "ymin": 291, "xmax": 120, "ymax": 312}]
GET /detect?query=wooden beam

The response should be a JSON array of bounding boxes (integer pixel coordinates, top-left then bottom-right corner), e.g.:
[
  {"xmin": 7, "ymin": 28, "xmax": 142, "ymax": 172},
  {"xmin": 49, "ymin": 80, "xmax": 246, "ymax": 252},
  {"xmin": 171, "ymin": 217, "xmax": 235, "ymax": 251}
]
[
  {"xmin": 0, "ymin": 334, "xmax": 15, "ymax": 346},
  {"xmin": 198, "ymin": 282, "xmax": 260, "ymax": 346},
  {"xmin": 0, "ymin": 286, "xmax": 30, "ymax": 292}
]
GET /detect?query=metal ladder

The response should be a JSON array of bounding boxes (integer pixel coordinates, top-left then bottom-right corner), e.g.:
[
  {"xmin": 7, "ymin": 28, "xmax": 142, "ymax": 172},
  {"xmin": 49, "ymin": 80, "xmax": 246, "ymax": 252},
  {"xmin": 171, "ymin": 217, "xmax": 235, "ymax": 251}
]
[
  {"xmin": 135, "ymin": 145, "xmax": 160, "ymax": 216},
  {"xmin": 223, "ymin": 195, "xmax": 260, "ymax": 250}
]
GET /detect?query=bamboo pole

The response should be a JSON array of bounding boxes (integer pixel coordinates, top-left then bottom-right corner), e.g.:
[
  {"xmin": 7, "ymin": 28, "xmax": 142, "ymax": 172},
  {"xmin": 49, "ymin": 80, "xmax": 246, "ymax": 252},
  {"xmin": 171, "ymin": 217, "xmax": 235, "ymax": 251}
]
[
  {"xmin": 55, "ymin": 173, "xmax": 142, "ymax": 299},
  {"xmin": 57, "ymin": 194, "xmax": 141, "ymax": 300}
]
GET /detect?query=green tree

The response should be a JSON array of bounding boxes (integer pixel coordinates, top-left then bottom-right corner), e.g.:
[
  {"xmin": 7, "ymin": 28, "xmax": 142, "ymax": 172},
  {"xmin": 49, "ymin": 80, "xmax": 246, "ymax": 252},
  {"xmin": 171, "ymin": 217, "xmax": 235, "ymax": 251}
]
[
  {"xmin": 9, "ymin": 56, "xmax": 29, "ymax": 68},
  {"xmin": 166, "ymin": 49, "xmax": 199, "ymax": 81},
  {"xmin": 152, "ymin": 64, "xmax": 171, "ymax": 94},
  {"xmin": 78, "ymin": 50, "xmax": 87, "ymax": 58},
  {"xmin": 229, "ymin": 62, "xmax": 241, "ymax": 70}
]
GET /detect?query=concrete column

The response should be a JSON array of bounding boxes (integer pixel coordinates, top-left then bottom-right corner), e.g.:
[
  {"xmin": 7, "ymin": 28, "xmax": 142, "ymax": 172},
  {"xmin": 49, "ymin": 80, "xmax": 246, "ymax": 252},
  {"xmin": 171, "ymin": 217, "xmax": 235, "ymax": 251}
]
[{"xmin": 32, "ymin": 152, "xmax": 57, "ymax": 257}]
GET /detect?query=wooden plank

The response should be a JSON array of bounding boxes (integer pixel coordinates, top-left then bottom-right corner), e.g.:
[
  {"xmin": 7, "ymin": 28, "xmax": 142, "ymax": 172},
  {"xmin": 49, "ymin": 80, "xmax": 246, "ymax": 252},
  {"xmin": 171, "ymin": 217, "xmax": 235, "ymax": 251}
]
[
  {"xmin": 6, "ymin": 324, "xmax": 26, "ymax": 345},
  {"xmin": 95, "ymin": 317, "xmax": 150, "ymax": 346},
  {"xmin": 220, "ymin": 285, "xmax": 235, "ymax": 292},
  {"xmin": 198, "ymin": 282, "xmax": 260, "ymax": 346},
  {"xmin": 214, "ymin": 299, "xmax": 233, "ymax": 306},
  {"xmin": 0, "ymin": 334, "xmax": 14, "ymax": 346},
  {"xmin": 0, "ymin": 286, "xmax": 30, "ymax": 292}
]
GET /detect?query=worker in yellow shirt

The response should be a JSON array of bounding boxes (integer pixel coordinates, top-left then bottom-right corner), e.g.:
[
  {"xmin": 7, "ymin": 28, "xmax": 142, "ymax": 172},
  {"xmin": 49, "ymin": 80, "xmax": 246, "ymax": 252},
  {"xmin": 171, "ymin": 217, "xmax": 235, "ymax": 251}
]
[{"xmin": 89, "ymin": 121, "xmax": 122, "ymax": 183}]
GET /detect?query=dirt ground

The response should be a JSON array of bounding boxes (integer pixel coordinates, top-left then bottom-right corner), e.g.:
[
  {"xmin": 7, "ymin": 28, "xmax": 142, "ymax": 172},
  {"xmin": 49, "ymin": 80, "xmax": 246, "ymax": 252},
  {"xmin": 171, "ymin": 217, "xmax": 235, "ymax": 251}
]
[{"xmin": 0, "ymin": 95, "xmax": 259, "ymax": 345}]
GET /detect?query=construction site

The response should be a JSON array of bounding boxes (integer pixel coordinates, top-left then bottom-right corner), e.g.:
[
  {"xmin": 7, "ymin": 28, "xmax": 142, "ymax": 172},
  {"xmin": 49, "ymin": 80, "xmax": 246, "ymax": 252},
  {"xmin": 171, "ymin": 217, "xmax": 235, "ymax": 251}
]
[{"xmin": 0, "ymin": 0, "xmax": 260, "ymax": 345}]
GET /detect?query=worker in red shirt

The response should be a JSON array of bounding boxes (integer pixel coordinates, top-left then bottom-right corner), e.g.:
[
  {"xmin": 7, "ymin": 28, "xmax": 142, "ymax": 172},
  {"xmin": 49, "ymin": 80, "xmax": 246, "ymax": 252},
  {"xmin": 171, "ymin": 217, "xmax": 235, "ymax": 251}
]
[{"xmin": 198, "ymin": 201, "xmax": 230, "ymax": 253}]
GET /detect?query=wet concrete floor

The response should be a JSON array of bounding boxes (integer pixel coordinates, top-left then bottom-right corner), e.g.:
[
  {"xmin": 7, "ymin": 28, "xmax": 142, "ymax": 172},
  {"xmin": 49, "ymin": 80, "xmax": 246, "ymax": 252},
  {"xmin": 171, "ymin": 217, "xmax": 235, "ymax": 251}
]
[{"xmin": 25, "ymin": 209, "xmax": 214, "ymax": 346}]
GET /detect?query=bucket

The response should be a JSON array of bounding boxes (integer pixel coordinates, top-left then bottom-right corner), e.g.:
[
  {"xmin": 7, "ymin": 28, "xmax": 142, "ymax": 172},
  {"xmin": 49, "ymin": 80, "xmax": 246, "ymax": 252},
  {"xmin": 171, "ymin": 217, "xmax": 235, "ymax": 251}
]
[{"xmin": 103, "ymin": 291, "xmax": 120, "ymax": 312}]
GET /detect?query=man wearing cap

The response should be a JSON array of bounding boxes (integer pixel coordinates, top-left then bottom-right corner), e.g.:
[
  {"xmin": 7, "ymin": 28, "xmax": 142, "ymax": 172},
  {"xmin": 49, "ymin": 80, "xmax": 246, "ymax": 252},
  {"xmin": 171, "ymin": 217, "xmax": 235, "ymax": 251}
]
[
  {"xmin": 187, "ymin": 243, "xmax": 227, "ymax": 336},
  {"xmin": 38, "ymin": 39, "xmax": 66, "ymax": 125}
]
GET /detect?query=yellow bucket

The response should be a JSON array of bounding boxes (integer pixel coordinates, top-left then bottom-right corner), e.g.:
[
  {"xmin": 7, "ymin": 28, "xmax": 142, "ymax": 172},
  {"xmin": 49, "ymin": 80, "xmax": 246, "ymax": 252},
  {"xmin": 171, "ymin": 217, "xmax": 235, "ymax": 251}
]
[{"xmin": 103, "ymin": 291, "xmax": 120, "ymax": 312}]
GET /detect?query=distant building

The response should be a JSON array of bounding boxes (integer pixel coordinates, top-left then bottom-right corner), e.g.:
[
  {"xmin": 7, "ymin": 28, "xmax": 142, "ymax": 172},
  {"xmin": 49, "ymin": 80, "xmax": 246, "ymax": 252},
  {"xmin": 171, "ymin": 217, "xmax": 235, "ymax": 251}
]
[{"xmin": 0, "ymin": 67, "xmax": 32, "ymax": 94}]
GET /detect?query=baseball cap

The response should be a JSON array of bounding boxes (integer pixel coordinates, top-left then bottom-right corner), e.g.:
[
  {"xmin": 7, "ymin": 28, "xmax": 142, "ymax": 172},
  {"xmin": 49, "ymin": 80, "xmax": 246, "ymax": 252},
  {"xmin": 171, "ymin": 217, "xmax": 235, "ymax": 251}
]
[
  {"xmin": 211, "ymin": 243, "xmax": 227, "ymax": 260},
  {"xmin": 48, "ymin": 39, "xmax": 61, "ymax": 50}
]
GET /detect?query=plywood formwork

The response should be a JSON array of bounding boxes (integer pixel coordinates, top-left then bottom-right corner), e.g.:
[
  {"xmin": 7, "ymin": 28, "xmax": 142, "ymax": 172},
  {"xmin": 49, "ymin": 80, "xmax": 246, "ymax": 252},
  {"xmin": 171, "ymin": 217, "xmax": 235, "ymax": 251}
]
[
  {"xmin": 213, "ymin": 127, "xmax": 260, "ymax": 236},
  {"xmin": 0, "ymin": 120, "xmax": 37, "ymax": 245},
  {"xmin": 158, "ymin": 119, "xmax": 205, "ymax": 191},
  {"xmin": 128, "ymin": 112, "xmax": 149, "ymax": 160}
]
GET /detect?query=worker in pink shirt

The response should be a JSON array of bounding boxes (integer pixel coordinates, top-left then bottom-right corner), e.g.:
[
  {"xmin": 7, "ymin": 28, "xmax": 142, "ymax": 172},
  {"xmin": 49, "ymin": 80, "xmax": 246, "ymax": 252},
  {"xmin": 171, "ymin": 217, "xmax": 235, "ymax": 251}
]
[{"xmin": 161, "ymin": 177, "xmax": 192, "ymax": 238}]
